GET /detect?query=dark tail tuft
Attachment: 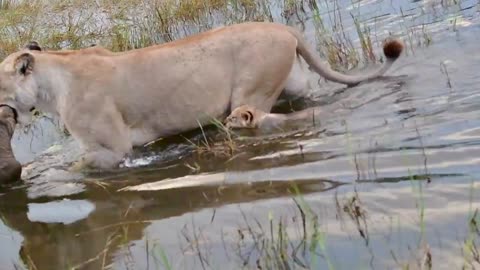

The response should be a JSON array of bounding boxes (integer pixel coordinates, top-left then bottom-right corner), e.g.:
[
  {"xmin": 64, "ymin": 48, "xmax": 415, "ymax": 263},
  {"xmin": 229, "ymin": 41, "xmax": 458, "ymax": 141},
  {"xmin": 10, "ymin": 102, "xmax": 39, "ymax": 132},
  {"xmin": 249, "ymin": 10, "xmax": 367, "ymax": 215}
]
[{"xmin": 383, "ymin": 39, "xmax": 404, "ymax": 60}]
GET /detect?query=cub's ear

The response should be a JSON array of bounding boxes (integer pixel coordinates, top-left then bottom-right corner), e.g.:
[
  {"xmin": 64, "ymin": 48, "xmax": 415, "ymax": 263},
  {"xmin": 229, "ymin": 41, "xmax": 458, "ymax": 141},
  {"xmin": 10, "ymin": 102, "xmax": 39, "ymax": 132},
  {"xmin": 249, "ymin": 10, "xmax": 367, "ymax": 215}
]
[
  {"xmin": 24, "ymin": 41, "xmax": 42, "ymax": 51},
  {"xmin": 14, "ymin": 53, "xmax": 35, "ymax": 76},
  {"xmin": 240, "ymin": 110, "xmax": 253, "ymax": 123}
]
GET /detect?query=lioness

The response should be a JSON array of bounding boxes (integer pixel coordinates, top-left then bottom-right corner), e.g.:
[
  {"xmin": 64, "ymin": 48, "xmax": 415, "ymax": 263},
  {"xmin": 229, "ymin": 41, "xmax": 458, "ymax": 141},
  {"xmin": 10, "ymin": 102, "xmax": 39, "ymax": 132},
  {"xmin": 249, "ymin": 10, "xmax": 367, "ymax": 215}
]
[{"xmin": 0, "ymin": 22, "xmax": 403, "ymax": 171}]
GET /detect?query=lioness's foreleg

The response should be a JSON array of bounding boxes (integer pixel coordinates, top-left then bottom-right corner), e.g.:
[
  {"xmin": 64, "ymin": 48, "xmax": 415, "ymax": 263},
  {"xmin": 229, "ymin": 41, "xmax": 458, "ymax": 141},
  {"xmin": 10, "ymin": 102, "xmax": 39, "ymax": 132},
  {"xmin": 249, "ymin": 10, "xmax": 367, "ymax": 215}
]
[
  {"xmin": 71, "ymin": 147, "xmax": 128, "ymax": 171},
  {"xmin": 63, "ymin": 95, "xmax": 132, "ymax": 171}
]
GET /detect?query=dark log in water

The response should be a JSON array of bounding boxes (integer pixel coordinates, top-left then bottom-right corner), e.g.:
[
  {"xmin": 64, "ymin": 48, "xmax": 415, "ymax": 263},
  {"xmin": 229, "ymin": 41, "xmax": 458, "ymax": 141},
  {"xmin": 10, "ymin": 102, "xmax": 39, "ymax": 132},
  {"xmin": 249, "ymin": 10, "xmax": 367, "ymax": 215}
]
[{"xmin": 0, "ymin": 105, "xmax": 22, "ymax": 184}]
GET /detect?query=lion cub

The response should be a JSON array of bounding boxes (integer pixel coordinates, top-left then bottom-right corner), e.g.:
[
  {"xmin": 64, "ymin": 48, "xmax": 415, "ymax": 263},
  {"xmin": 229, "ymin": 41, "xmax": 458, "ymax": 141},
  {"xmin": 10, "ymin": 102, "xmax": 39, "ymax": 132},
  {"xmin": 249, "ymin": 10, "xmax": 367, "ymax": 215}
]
[{"xmin": 224, "ymin": 105, "xmax": 323, "ymax": 131}]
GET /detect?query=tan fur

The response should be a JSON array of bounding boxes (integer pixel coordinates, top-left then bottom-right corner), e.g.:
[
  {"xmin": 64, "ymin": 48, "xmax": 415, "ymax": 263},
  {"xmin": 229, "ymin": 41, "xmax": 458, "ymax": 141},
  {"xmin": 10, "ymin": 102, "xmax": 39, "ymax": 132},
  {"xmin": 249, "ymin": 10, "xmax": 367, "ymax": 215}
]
[
  {"xmin": 0, "ymin": 22, "xmax": 403, "ymax": 170},
  {"xmin": 23, "ymin": 40, "xmax": 113, "ymax": 56},
  {"xmin": 44, "ymin": 45, "xmax": 113, "ymax": 56}
]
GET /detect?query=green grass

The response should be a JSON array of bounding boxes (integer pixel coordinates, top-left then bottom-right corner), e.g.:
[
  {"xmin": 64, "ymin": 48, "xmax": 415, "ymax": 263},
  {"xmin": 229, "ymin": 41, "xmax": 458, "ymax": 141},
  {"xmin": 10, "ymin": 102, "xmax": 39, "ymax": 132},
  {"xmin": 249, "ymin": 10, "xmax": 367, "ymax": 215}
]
[{"xmin": 0, "ymin": 0, "xmax": 427, "ymax": 67}]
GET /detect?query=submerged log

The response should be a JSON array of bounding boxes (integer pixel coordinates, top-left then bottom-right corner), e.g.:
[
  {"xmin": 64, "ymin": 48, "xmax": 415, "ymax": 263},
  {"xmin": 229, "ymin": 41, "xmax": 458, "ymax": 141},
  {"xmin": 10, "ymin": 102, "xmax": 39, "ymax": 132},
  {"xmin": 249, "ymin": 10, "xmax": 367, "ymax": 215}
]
[{"xmin": 0, "ymin": 105, "xmax": 22, "ymax": 184}]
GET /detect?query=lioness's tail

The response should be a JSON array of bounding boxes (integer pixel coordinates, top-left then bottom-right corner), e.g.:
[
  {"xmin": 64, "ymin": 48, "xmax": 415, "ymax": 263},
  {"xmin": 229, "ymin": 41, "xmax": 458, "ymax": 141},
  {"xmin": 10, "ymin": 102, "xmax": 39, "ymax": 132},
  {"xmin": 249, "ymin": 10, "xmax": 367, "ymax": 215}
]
[{"xmin": 287, "ymin": 27, "xmax": 404, "ymax": 86}]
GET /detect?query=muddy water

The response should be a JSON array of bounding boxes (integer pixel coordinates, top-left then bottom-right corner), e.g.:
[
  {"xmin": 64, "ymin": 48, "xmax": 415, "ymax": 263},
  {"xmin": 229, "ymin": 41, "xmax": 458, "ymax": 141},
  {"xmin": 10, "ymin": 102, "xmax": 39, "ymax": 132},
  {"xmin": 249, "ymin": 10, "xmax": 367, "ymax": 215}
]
[{"xmin": 2, "ymin": 1, "xmax": 480, "ymax": 269}]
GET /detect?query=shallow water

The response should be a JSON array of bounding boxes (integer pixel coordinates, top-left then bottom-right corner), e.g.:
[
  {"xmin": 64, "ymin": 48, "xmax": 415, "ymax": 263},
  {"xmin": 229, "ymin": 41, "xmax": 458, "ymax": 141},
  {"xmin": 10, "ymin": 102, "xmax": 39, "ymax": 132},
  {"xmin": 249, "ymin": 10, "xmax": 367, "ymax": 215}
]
[{"xmin": 2, "ymin": 0, "xmax": 480, "ymax": 269}]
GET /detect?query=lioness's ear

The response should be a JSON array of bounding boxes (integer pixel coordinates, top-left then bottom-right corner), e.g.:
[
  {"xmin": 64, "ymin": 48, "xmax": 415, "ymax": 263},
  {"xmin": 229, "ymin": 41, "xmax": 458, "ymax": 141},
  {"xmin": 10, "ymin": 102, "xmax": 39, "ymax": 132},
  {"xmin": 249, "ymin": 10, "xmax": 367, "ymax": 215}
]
[
  {"xmin": 14, "ymin": 53, "xmax": 35, "ymax": 76},
  {"xmin": 24, "ymin": 41, "xmax": 42, "ymax": 51}
]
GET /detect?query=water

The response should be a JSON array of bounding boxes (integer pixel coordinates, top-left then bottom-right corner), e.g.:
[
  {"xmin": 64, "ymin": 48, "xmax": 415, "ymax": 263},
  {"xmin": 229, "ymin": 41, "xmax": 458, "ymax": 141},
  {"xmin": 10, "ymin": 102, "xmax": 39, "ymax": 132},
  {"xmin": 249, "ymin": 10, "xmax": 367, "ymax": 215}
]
[{"xmin": 2, "ymin": 0, "xmax": 480, "ymax": 269}]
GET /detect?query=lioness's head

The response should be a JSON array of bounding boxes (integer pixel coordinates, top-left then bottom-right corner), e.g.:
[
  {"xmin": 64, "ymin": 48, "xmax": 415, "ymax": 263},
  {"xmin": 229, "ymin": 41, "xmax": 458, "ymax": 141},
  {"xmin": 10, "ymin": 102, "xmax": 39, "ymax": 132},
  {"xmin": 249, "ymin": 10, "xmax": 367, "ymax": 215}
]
[{"xmin": 0, "ymin": 42, "xmax": 43, "ymax": 125}]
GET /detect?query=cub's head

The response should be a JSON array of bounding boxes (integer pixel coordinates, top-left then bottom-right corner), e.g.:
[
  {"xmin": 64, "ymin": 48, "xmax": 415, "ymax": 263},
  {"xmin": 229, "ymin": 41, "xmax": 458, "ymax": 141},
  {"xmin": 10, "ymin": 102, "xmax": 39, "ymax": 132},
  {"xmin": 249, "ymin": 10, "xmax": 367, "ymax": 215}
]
[
  {"xmin": 224, "ymin": 105, "xmax": 257, "ymax": 129},
  {"xmin": 0, "ymin": 42, "xmax": 43, "ymax": 125}
]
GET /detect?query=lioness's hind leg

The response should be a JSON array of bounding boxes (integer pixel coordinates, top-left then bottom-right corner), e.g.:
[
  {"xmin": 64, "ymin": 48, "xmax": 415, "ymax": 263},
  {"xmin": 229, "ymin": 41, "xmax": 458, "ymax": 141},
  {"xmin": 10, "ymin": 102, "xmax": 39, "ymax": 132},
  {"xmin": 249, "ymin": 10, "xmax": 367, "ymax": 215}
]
[
  {"xmin": 230, "ymin": 79, "xmax": 291, "ymax": 116},
  {"xmin": 229, "ymin": 34, "xmax": 297, "ymax": 113},
  {"xmin": 283, "ymin": 55, "xmax": 311, "ymax": 98}
]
